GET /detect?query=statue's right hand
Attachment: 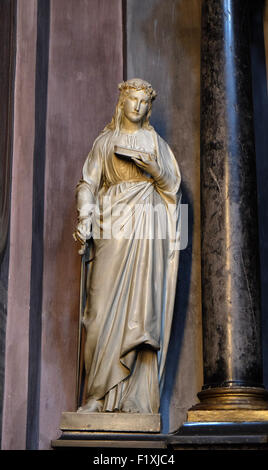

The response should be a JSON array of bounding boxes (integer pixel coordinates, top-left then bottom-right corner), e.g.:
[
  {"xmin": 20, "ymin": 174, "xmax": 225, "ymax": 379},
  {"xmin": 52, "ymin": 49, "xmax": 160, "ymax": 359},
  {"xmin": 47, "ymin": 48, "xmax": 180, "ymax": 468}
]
[
  {"xmin": 75, "ymin": 218, "xmax": 92, "ymax": 242},
  {"xmin": 73, "ymin": 218, "xmax": 92, "ymax": 254}
]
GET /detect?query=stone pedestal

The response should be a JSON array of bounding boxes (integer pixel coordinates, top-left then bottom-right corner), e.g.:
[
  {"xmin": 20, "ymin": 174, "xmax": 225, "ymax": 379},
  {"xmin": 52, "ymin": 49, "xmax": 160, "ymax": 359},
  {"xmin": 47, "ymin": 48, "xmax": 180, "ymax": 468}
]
[
  {"xmin": 59, "ymin": 412, "xmax": 161, "ymax": 433},
  {"xmin": 52, "ymin": 412, "xmax": 163, "ymax": 449}
]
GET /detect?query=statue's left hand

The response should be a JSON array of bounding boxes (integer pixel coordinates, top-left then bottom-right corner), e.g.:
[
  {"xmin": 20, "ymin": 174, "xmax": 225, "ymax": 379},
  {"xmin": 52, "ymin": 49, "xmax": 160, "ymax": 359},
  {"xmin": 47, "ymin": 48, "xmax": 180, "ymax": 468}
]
[{"xmin": 131, "ymin": 152, "xmax": 161, "ymax": 180}]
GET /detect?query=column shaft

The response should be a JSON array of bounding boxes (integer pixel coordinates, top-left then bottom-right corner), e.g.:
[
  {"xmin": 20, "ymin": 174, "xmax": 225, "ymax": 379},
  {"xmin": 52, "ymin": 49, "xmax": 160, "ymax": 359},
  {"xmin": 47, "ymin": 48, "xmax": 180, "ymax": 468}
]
[{"xmin": 196, "ymin": 0, "xmax": 268, "ymax": 410}]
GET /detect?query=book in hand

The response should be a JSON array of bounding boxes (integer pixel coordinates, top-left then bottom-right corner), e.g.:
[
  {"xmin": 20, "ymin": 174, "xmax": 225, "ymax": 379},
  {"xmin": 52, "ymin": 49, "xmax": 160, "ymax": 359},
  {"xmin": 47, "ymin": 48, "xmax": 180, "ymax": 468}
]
[{"xmin": 114, "ymin": 145, "xmax": 150, "ymax": 161}]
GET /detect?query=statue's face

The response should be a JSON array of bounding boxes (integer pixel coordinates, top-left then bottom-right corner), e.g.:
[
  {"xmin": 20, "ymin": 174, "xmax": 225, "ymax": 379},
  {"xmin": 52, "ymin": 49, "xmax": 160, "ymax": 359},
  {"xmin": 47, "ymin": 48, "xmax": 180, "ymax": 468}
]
[{"xmin": 123, "ymin": 89, "xmax": 150, "ymax": 123}]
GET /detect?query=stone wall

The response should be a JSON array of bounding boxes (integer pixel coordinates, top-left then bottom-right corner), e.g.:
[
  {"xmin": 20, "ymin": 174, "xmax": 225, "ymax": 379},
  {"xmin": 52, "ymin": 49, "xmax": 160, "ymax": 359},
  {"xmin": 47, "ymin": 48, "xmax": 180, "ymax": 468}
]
[
  {"xmin": 1, "ymin": 0, "xmax": 268, "ymax": 449},
  {"xmin": 2, "ymin": 0, "xmax": 123, "ymax": 450}
]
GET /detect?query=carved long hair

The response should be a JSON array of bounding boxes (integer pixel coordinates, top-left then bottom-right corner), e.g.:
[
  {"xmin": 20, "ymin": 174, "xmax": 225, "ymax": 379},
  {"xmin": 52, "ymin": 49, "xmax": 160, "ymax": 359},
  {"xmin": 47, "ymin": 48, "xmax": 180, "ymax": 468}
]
[{"xmin": 102, "ymin": 78, "xmax": 157, "ymax": 135}]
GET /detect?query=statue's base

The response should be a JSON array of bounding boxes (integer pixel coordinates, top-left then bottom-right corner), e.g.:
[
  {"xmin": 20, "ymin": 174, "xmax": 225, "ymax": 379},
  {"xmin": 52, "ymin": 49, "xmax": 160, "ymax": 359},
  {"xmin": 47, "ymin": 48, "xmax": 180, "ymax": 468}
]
[
  {"xmin": 51, "ymin": 411, "xmax": 268, "ymax": 450},
  {"xmin": 59, "ymin": 411, "xmax": 160, "ymax": 433},
  {"xmin": 52, "ymin": 411, "xmax": 163, "ymax": 449}
]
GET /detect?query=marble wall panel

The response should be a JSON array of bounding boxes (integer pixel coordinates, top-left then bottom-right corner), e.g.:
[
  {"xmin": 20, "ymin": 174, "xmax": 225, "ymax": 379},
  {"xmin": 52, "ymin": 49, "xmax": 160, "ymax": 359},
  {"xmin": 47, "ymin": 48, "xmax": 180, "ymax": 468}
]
[{"xmin": 38, "ymin": 0, "xmax": 123, "ymax": 449}]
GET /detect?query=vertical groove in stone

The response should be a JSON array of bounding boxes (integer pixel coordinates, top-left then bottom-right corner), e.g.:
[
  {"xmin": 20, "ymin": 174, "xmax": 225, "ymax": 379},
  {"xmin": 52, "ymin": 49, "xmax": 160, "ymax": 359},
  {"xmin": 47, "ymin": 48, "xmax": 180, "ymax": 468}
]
[
  {"xmin": 0, "ymin": 0, "xmax": 16, "ymax": 447},
  {"xmin": 201, "ymin": 0, "xmax": 263, "ymax": 389},
  {"xmin": 26, "ymin": 0, "xmax": 50, "ymax": 450}
]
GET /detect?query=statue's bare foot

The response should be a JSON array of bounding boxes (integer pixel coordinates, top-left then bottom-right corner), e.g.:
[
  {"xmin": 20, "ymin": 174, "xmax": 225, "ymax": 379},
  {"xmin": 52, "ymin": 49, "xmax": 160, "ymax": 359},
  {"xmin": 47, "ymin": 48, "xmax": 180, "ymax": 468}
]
[
  {"xmin": 77, "ymin": 398, "xmax": 103, "ymax": 413},
  {"xmin": 120, "ymin": 400, "xmax": 141, "ymax": 413}
]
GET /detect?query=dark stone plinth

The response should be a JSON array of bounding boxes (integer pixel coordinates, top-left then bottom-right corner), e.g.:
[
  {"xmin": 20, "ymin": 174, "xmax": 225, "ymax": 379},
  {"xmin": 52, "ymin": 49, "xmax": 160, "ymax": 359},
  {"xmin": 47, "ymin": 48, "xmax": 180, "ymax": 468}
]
[
  {"xmin": 174, "ymin": 421, "xmax": 268, "ymax": 436},
  {"xmin": 170, "ymin": 422, "xmax": 268, "ymax": 449},
  {"xmin": 199, "ymin": 0, "xmax": 265, "ymax": 398},
  {"xmin": 51, "ymin": 423, "xmax": 268, "ymax": 450},
  {"xmin": 52, "ymin": 432, "xmax": 168, "ymax": 449}
]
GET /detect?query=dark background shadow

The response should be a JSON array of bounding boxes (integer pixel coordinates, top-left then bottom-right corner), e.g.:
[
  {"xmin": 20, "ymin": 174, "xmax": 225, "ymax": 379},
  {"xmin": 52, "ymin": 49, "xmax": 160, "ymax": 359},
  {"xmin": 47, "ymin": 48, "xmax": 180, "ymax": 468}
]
[{"xmin": 160, "ymin": 181, "xmax": 194, "ymax": 433}]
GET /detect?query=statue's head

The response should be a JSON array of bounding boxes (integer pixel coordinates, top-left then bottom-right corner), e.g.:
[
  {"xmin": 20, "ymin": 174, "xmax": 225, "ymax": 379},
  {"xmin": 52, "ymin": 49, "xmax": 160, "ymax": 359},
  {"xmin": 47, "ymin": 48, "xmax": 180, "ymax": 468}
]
[
  {"xmin": 118, "ymin": 78, "xmax": 157, "ymax": 104},
  {"xmin": 105, "ymin": 78, "xmax": 157, "ymax": 134}
]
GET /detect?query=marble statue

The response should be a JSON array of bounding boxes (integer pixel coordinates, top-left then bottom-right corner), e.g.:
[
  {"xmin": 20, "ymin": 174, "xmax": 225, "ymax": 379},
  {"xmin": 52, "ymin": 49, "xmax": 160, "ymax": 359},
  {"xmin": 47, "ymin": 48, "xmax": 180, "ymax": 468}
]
[{"xmin": 73, "ymin": 78, "xmax": 181, "ymax": 414}]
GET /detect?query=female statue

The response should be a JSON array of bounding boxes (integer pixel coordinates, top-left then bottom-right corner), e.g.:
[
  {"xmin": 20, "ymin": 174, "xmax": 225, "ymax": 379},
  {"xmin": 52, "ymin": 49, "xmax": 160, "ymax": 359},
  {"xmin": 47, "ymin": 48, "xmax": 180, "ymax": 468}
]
[{"xmin": 74, "ymin": 78, "xmax": 181, "ymax": 414}]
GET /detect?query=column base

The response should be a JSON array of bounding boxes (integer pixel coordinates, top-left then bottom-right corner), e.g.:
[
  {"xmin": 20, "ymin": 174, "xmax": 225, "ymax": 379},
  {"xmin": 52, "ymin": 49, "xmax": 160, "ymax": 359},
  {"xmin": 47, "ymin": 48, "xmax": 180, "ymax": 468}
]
[
  {"xmin": 188, "ymin": 386, "xmax": 268, "ymax": 422},
  {"xmin": 187, "ymin": 409, "xmax": 268, "ymax": 422}
]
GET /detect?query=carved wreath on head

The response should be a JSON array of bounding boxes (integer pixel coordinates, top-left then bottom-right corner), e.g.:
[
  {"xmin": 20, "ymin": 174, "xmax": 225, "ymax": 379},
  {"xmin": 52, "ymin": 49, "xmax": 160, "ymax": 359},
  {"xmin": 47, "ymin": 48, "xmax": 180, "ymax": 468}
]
[{"xmin": 118, "ymin": 78, "xmax": 157, "ymax": 101}]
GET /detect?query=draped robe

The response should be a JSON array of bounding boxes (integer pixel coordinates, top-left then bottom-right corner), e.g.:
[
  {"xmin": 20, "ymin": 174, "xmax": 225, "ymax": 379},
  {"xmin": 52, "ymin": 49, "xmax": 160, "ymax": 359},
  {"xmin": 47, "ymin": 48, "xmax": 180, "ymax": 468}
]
[{"xmin": 76, "ymin": 127, "xmax": 181, "ymax": 413}]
